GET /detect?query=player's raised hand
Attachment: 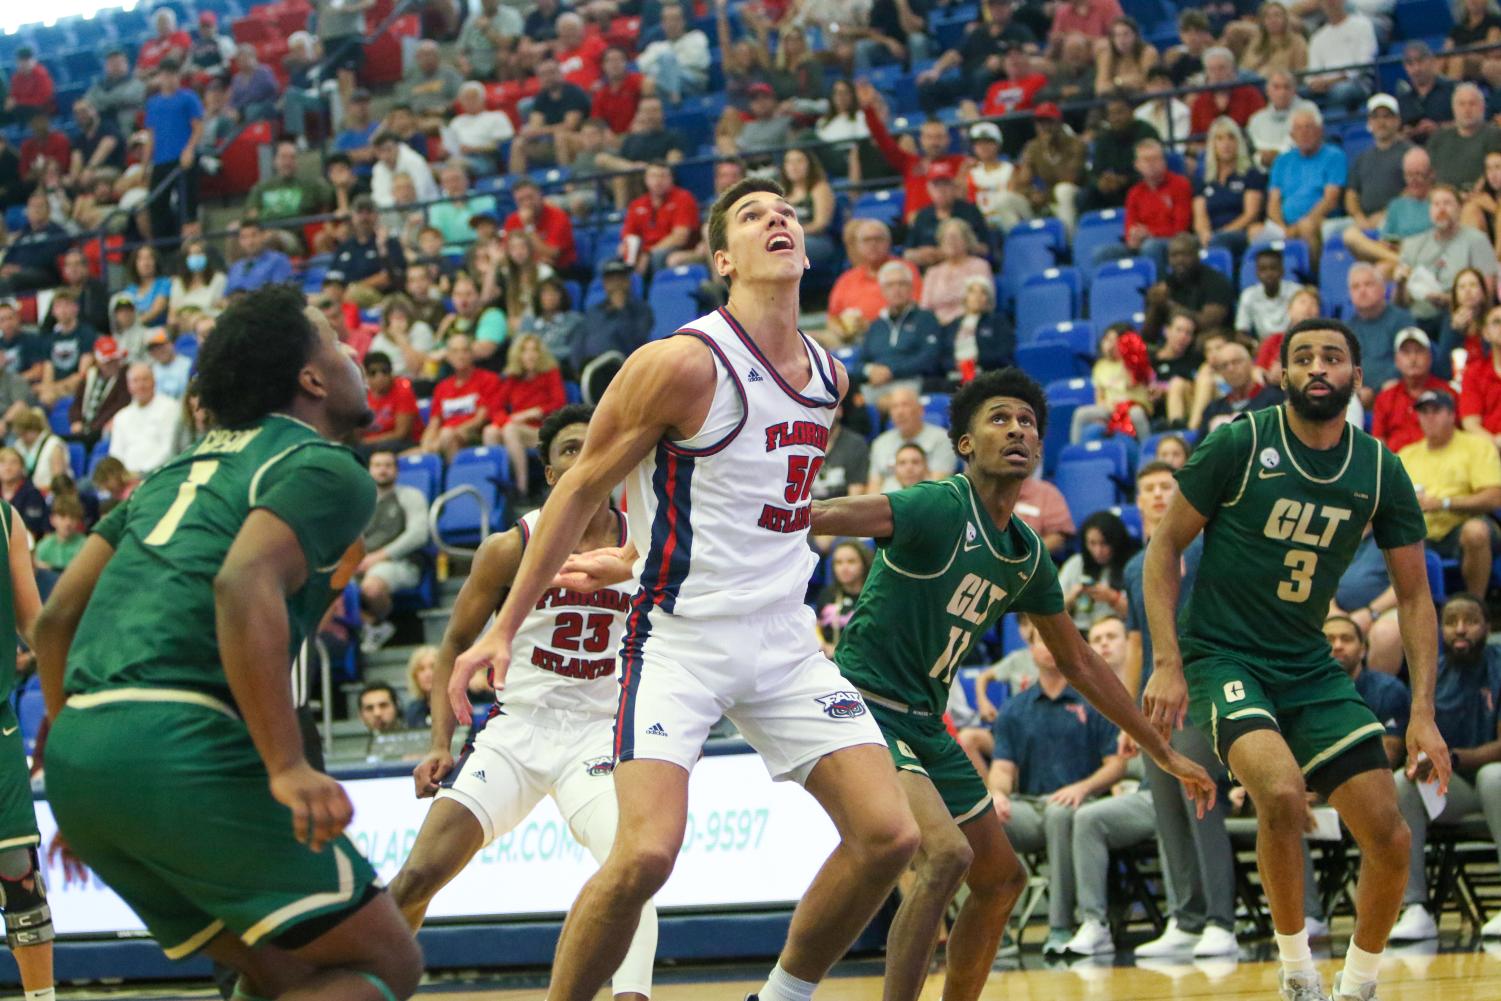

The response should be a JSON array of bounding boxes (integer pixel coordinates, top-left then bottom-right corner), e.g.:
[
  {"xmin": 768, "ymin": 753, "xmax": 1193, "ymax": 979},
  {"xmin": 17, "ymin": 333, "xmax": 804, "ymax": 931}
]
[
  {"xmin": 413, "ymin": 748, "xmax": 455, "ymax": 799},
  {"xmin": 450, "ymin": 635, "xmax": 512, "ymax": 725},
  {"xmin": 271, "ymin": 763, "xmax": 354, "ymax": 852},
  {"xmin": 1142, "ymin": 661, "xmax": 1188, "ymax": 741},
  {"xmin": 554, "ymin": 546, "xmax": 635, "ymax": 593},
  {"xmin": 1162, "ymin": 749, "xmax": 1217, "ymax": 819},
  {"xmin": 1405, "ymin": 715, "xmax": 1452, "ymax": 795}
]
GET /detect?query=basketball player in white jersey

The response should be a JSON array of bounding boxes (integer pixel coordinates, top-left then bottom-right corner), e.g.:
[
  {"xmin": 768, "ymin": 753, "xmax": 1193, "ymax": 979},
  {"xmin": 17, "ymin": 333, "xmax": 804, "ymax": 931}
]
[
  {"xmin": 449, "ymin": 178, "xmax": 920, "ymax": 1001},
  {"xmin": 388, "ymin": 405, "xmax": 656, "ymax": 1001}
]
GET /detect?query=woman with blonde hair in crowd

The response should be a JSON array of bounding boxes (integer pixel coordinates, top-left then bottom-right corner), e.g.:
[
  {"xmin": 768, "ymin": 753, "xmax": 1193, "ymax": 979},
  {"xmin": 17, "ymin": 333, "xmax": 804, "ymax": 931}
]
[
  {"xmin": 1193, "ymin": 116, "xmax": 1265, "ymax": 262},
  {"xmin": 920, "ymin": 219, "xmax": 993, "ymax": 325},
  {"xmin": 404, "ymin": 645, "xmax": 440, "ymax": 729},
  {"xmin": 1241, "ymin": 2, "xmax": 1308, "ymax": 75},
  {"xmin": 10, "ymin": 409, "xmax": 68, "ymax": 494},
  {"xmin": 482, "ymin": 334, "xmax": 566, "ymax": 497}
]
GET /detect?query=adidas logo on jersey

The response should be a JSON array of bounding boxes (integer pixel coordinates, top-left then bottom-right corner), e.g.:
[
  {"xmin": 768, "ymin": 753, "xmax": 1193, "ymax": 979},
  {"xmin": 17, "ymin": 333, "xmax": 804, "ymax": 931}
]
[
  {"xmin": 647, "ymin": 722, "xmax": 669, "ymax": 736},
  {"xmin": 747, "ymin": 367, "xmax": 765, "ymax": 382},
  {"xmin": 472, "ymin": 770, "xmax": 486, "ymax": 782}
]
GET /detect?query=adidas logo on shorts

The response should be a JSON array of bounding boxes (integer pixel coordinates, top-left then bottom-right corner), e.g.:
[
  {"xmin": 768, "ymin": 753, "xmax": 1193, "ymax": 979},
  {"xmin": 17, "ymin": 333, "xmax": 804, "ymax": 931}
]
[
  {"xmin": 747, "ymin": 368, "xmax": 764, "ymax": 382},
  {"xmin": 647, "ymin": 722, "xmax": 669, "ymax": 737}
]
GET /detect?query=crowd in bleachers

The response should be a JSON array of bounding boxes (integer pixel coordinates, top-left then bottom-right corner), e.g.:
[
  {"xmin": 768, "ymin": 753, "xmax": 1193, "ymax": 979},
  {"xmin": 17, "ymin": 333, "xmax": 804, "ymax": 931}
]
[{"xmin": 3, "ymin": 0, "xmax": 1501, "ymax": 950}]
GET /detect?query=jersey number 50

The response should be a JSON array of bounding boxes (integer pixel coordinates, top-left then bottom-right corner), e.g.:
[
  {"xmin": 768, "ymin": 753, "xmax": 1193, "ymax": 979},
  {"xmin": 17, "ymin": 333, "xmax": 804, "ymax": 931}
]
[{"xmin": 783, "ymin": 455, "xmax": 825, "ymax": 504}]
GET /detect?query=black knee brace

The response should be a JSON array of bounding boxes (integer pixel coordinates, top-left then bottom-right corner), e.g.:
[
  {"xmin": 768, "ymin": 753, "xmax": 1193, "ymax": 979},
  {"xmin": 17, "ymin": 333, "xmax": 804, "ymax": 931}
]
[{"xmin": 0, "ymin": 846, "xmax": 52, "ymax": 947}]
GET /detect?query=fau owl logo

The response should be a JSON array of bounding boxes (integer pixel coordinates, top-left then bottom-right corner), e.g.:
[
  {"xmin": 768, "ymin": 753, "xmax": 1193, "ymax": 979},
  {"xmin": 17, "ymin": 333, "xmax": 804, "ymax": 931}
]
[
  {"xmin": 584, "ymin": 756, "xmax": 615, "ymax": 777},
  {"xmin": 816, "ymin": 691, "xmax": 868, "ymax": 719}
]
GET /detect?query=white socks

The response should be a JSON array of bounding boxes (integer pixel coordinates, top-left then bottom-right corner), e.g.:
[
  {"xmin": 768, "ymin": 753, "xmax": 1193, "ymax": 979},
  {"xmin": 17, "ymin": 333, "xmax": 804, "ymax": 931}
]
[
  {"xmin": 1275, "ymin": 927, "xmax": 1316, "ymax": 976},
  {"xmin": 759, "ymin": 962, "xmax": 817, "ymax": 1001},
  {"xmin": 1341, "ymin": 942, "xmax": 1382, "ymax": 992},
  {"xmin": 24, "ymin": 988, "xmax": 56, "ymax": 1001}
]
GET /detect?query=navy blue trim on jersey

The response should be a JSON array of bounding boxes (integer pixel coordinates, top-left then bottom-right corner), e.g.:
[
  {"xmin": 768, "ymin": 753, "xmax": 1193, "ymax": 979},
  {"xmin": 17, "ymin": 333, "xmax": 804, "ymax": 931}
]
[
  {"xmin": 614, "ymin": 507, "xmax": 628, "ymax": 546},
  {"xmin": 717, "ymin": 307, "xmax": 839, "ymax": 409},
  {"xmin": 807, "ymin": 335, "xmax": 840, "ymax": 400},
  {"xmin": 615, "ymin": 593, "xmax": 649, "ymax": 763},
  {"xmin": 662, "ymin": 328, "xmax": 749, "ymax": 457},
  {"xmin": 643, "ymin": 445, "xmax": 695, "ymax": 614}
]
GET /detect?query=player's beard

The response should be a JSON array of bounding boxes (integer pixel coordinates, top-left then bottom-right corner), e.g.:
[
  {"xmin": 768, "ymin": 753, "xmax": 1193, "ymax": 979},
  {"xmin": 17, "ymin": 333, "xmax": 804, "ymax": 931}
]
[{"xmin": 1286, "ymin": 374, "xmax": 1353, "ymax": 422}]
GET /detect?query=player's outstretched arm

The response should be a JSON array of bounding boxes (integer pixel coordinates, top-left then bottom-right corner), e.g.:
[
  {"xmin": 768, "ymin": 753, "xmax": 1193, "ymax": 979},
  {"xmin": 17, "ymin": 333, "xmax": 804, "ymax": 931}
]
[
  {"xmin": 1384, "ymin": 540, "xmax": 1452, "ymax": 793},
  {"xmin": 451, "ymin": 337, "xmax": 717, "ymax": 710},
  {"xmin": 1032, "ymin": 611, "xmax": 1217, "ymax": 817},
  {"xmin": 419, "ymin": 529, "xmax": 522, "ymax": 797},
  {"xmin": 33, "ymin": 534, "xmax": 116, "ymax": 722},
  {"xmin": 810, "ymin": 493, "xmax": 894, "ymax": 540},
  {"xmin": 1141, "ymin": 490, "xmax": 1209, "ymax": 737},
  {"xmin": 216, "ymin": 510, "xmax": 351, "ymax": 852}
]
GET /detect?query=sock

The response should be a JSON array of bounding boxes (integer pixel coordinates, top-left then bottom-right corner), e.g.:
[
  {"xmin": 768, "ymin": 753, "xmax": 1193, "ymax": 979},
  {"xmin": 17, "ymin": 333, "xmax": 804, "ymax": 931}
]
[
  {"xmin": 759, "ymin": 962, "xmax": 817, "ymax": 1001},
  {"xmin": 1275, "ymin": 928, "xmax": 1316, "ymax": 976},
  {"xmin": 1341, "ymin": 942, "xmax": 1383, "ymax": 991},
  {"xmin": 24, "ymin": 989, "xmax": 56, "ymax": 1001}
]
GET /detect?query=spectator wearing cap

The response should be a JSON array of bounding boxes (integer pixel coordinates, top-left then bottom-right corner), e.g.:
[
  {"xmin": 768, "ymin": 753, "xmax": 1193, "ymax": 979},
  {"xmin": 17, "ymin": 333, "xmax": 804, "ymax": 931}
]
[
  {"xmin": 860, "ymin": 262, "xmax": 945, "ymax": 406},
  {"xmin": 916, "ymin": 0, "xmax": 1039, "ymax": 115},
  {"xmin": 637, "ymin": 3, "xmax": 711, "ymax": 105},
  {"xmin": 971, "ymin": 47, "xmax": 1048, "ymax": 119},
  {"xmin": 228, "ymin": 44, "xmax": 281, "ymax": 123},
  {"xmin": 318, "ymin": 0, "xmax": 374, "ymax": 110},
  {"xmin": 620, "ymin": 162, "xmax": 699, "ymax": 277},
  {"xmin": 147, "ymin": 331, "xmax": 193, "ymax": 401},
  {"xmin": 903, "ymin": 161, "xmax": 992, "ymax": 270},
  {"xmin": 1343, "ymin": 145, "xmax": 1434, "ymax": 276},
  {"xmin": 19, "ymin": 110, "xmax": 71, "ymax": 185},
  {"xmin": 826, "ymin": 220, "xmax": 924, "ymax": 345},
  {"xmin": 503, "ymin": 179, "xmax": 578, "ymax": 272},
  {"xmin": 1374, "ymin": 327, "xmax": 1456, "ymax": 452},
  {"xmin": 188, "ymin": 11, "xmax": 237, "ymax": 80},
  {"xmin": 1265, "ymin": 106, "xmax": 1346, "ymax": 261},
  {"xmin": 964, "ymin": 121, "xmax": 1029, "ymax": 232},
  {"xmin": 859, "ymin": 82, "xmax": 968, "ymax": 222},
  {"xmin": 0, "ymin": 191, "xmax": 71, "ymax": 295},
  {"xmin": 223, "ymin": 218, "xmax": 294, "ymax": 299},
  {"xmin": 1340, "ymin": 96, "xmax": 1416, "ymax": 255},
  {"xmin": 142, "ymin": 60, "xmax": 204, "ymax": 243},
  {"xmin": 1398, "ymin": 389, "xmax": 1501, "ymax": 598},
  {"xmin": 1398, "ymin": 40, "xmax": 1457, "ymax": 144},
  {"xmin": 137, "ymin": 9, "xmax": 193, "ymax": 78},
  {"xmin": 1009, "ymin": 104, "xmax": 1085, "ymax": 232},
  {"xmin": 371, "ymin": 131, "xmax": 438, "ymax": 212},
  {"xmin": 107, "ymin": 301, "xmax": 149, "ymax": 362},
  {"xmin": 1080, "ymin": 90, "xmax": 1160, "ymax": 214},
  {"xmin": 575, "ymin": 261, "xmax": 653, "ymax": 383},
  {"xmin": 109, "ymin": 364, "xmax": 181, "ymax": 475},
  {"xmin": 1246, "ymin": 69, "xmax": 1319, "ymax": 172},
  {"xmin": 67, "ymin": 335, "xmax": 127, "ymax": 447},
  {"xmin": 1305, "ymin": 0, "xmax": 1378, "ymax": 110},
  {"xmin": 1428, "ymin": 83, "xmax": 1501, "ymax": 189},
  {"xmin": 1396, "ymin": 184, "xmax": 1498, "ymax": 324},
  {"xmin": 5, "ymin": 48, "xmax": 54, "ymax": 123},
  {"xmin": 458, "ymin": 0, "xmax": 523, "ymax": 80},
  {"xmin": 723, "ymin": 83, "xmax": 793, "ymax": 156},
  {"xmin": 1189, "ymin": 47, "xmax": 1265, "ymax": 138},
  {"xmin": 85, "ymin": 50, "xmax": 148, "ymax": 137},
  {"xmin": 511, "ymin": 59, "xmax": 591, "ymax": 173}
]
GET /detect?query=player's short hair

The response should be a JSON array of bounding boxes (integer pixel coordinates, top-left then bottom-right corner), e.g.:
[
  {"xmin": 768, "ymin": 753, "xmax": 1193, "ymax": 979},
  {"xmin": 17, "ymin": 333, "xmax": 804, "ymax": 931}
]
[
  {"xmin": 947, "ymin": 367, "xmax": 1049, "ymax": 456},
  {"xmin": 1280, "ymin": 316, "xmax": 1362, "ymax": 371},
  {"xmin": 1324, "ymin": 613, "xmax": 1366, "ymax": 646},
  {"xmin": 708, "ymin": 177, "xmax": 786, "ymax": 259},
  {"xmin": 1136, "ymin": 458, "xmax": 1178, "ymax": 481},
  {"xmin": 538, "ymin": 404, "xmax": 594, "ymax": 467},
  {"xmin": 196, "ymin": 285, "xmax": 319, "ymax": 429}
]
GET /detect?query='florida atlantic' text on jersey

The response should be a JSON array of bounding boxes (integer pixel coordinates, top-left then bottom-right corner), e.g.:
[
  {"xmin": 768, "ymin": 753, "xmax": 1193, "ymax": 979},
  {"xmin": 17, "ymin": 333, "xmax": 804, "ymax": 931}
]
[{"xmin": 625, "ymin": 307, "xmax": 841, "ymax": 619}]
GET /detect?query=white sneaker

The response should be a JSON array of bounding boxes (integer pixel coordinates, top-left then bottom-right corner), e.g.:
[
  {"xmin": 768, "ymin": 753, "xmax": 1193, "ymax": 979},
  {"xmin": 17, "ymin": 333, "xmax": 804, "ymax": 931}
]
[
  {"xmin": 1481, "ymin": 910, "xmax": 1501, "ymax": 937},
  {"xmin": 1279, "ymin": 968, "xmax": 1330, "ymax": 1001},
  {"xmin": 1333, "ymin": 973, "xmax": 1378, "ymax": 1000},
  {"xmin": 1064, "ymin": 918, "xmax": 1115, "ymax": 955},
  {"xmin": 1387, "ymin": 903, "xmax": 1438, "ymax": 942},
  {"xmin": 1135, "ymin": 919, "xmax": 1200, "ymax": 957},
  {"xmin": 360, "ymin": 620, "xmax": 397, "ymax": 653},
  {"xmin": 1192, "ymin": 924, "xmax": 1239, "ymax": 958},
  {"xmin": 1305, "ymin": 917, "xmax": 1331, "ymax": 940}
]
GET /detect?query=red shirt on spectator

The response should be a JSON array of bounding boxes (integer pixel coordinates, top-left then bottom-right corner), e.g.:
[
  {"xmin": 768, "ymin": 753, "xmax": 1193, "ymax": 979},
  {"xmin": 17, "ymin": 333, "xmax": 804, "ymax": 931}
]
[
  {"xmin": 827, "ymin": 259, "xmax": 923, "ymax": 324},
  {"xmin": 431, "ymin": 368, "xmax": 503, "ymax": 429},
  {"xmin": 491, "ymin": 368, "xmax": 566, "ymax": 428},
  {"xmin": 1016, "ymin": 476, "xmax": 1076, "ymax": 542},
  {"xmin": 8, "ymin": 64, "xmax": 55, "ymax": 112},
  {"xmin": 622, "ymin": 186, "xmax": 699, "ymax": 252},
  {"xmin": 366, "ymin": 377, "xmax": 421, "ymax": 441},
  {"xmin": 1373, "ymin": 376, "xmax": 1456, "ymax": 453},
  {"xmin": 19, "ymin": 131, "xmax": 71, "ymax": 180},
  {"xmin": 863, "ymin": 106, "xmax": 967, "ymax": 221},
  {"xmin": 1049, "ymin": 0, "xmax": 1124, "ymax": 41},
  {"xmin": 1125, "ymin": 171, "xmax": 1193, "ymax": 238},
  {"xmin": 1189, "ymin": 85, "xmax": 1267, "ymax": 135},
  {"xmin": 137, "ymin": 31, "xmax": 192, "ymax": 73},
  {"xmin": 979, "ymin": 74, "xmax": 1047, "ymax": 118},
  {"xmin": 1459, "ymin": 353, "xmax": 1501, "ymax": 433},
  {"xmin": 504, "ymin": 202, "xmax": 578, "ymax": 270},
  {"xmin": 592, "ymin": 72, "xmax": 643, "ymax": 134},
  {"xmin": 558, "ymin": 35, "xmax": 608, "ymax": 89}
]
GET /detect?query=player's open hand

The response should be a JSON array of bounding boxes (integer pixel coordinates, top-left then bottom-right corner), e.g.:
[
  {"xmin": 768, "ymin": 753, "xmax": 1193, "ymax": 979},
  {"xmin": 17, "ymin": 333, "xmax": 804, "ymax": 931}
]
[
  {"xmin": 451, "ymin": 636, "xmax": 512, "ymax": 725},
  {"xmin": 271, "ymin": 763, "xmax": 353, "ymax": 853},
  {"xmin": 47, "ymin": 832, "xmax": 88, "ymax": 888},
  {"xmin": 1142, "ymin": 664, "xmax": 1188, "ymax": 741},
  {"xmin": 1406, "ymin": 715, "xmax": 1452, "ymax": 795},
  {"xmin": 554, "ymin": 546, "xmax": 634, "ymax": 593},
  {"xmin": 413, "ymin": 748, "xmax": 455, "ymax": 799},
  {"xmin": 1162, "ymin": 749, "xmax": 1217, "ymax": 818}
]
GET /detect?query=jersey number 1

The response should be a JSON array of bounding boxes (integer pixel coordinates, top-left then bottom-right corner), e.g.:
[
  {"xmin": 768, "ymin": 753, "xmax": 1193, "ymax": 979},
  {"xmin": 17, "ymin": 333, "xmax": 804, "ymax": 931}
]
[{"xmin": 144, "ymin": 461, "xmax": 220, "ymax": 546}]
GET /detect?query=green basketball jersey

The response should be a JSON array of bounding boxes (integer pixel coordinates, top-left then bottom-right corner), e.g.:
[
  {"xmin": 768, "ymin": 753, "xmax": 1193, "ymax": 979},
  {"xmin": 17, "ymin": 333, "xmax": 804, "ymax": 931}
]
[
  {"xmin": 1177, "ymin": 406, "xmax": 1426, "ymax": 667},
  {"xmin": 0, "ymin": 498, "xmax": 17, "ymax": 705},
  {"xmin": 65, "ymin": 416, "xmax": 376, "ymax": 705},
  {"xmin": 836, "ymin": 475, "xmax": 1065, "ymax": 714}
]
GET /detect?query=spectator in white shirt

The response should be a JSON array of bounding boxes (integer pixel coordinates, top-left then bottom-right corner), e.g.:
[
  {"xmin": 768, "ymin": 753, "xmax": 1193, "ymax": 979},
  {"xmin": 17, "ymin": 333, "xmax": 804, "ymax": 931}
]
[
  {"xmin": 1235, "ymin": 247, "xmax": 1300, "ymax": 339},
  {"xmin": 371, "ymin": 131, "xmax": 439, "ymax": 210},
  {"xmin": 637, "ymin": 2, "xmax": 711, "ymax": 103},
  {"xmin": 108, "ymin": 363, "xmax": 182, "ymax": 474},
  {"xmin": 1306, "ymin": 0, "xmax": 1379, "ymax": 110},
  {"xmin": 145, "ymin": 330, "xmax": 194, "ymax": 400},
  {"xmin": 1246, "ymin": 69, "xmax": 1319, "ymax": 170},
  {"xmin": 443, "ymin": 81, "xmax": 516, "ymax": 178}
]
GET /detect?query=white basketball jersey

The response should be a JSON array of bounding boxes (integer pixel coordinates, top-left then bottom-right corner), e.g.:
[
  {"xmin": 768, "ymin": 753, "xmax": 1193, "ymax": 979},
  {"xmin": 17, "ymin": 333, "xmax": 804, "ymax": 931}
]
[
  {"xmin": 502, "ymin": 507, "xmax": 634, "ymax": 716},
  {"xmin": 625, "ymin": 307, "xmax": 841, "ymax": 619}
]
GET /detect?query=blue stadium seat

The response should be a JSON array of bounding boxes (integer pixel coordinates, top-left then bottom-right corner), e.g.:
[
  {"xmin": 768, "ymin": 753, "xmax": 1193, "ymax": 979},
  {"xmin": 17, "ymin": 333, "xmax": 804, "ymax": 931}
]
[
  {"xmin": 852, "ymin": 189, "xmax": 904, "ymax": 229},
  {"xmin": 584, "ymin": 270, "xmax": 645, "ymax": 308},
  {"xmin": 1046, "ymin": 377, "xmax": 1094, "ymax": 406},
  {"xmin": 999, "ymin": 230, "xmax": 1058, "ymax": 306},
  {"xmin": 1112, "ymin": 503, "xmax": 1143, "ymax": 539},
  {"xmin": 174, "ymin": 333, "xmax": 199, "ymax": 360},
  {"xmin": 1035, "ymin": 320, "xmax": 1097, "ymax": 360},
  {"xmin": 1239, "ymin": 238, "xmax": 1311, "ymax": 288},
  {"xmin": 920, "ymin": 392, "xmax": 950, "ymax": 429},
  {"xmin": 1073, "ymin": 210, "xmax": 1124, "ymax": 277},
  {"xmin": 1055, "ymin": 457, "xmax": 1121, "ymax": 523},
  {"xmin": 397, "ymin": 452, "xmax": 442, "ymax": 501},
  {"xmin": 1015, "ymin": 268, "xmax": 1078, "ymax": 337},
  {"xmin": 1200, "ymin": 246, "xmax": 1233, "ymax": 281},
  {"xmin": 86, "ymin": 439, "xmax": 110, "ymax": 476},
  {"xmin": 1008, "ymin": 216, "xmax": 1068, "ymax": 256},
  {"xmin": 1424, "ymin": 546, "xmax": 1445, "ymax": 605},
  {"xmin": 648, "ymin": 264, "xmax": 707, "ymax": 340},
  {"xmin": 67, "ymin": 442, "xmax": 85, "ymax": 479},
  {"xmin": 565, "ymin": 380, "xmax": 583, "ymax": 404},
  {"xmin": 1089, "ymin": 264, "xmax": 1152, "ymax": 327},
  {"xmin": 17, "ymin": 679, "xmax": 44, "ymax": 757},
  {"xmin": 1395, "ymin": 0, "xmax": 1454, "ymax": 40},
  {"xmin": 1320, "ymin": 247, "xmax": 1356, "ymax": 318},
  {"xmin": 48, "ymin": 398, "xmax": 72, "ymax": 436},
  {"xmin": 1016, "ymin": 342, "xmax": 1087, "ymax": 385},
  {"xmin": 1042, "ymin": 399, "xmax": 1079, "ymax": 477},
  {"xmin": 956, "ymin": 667, "xmax": 1007, "ymax": 719},
  {"xmin": 439, "ymin": 448, "xmax": 511, "ymax": 545},
  {"xmin": 1059, "ymin": 437, "xmax": 1135, "ymax": 484}
]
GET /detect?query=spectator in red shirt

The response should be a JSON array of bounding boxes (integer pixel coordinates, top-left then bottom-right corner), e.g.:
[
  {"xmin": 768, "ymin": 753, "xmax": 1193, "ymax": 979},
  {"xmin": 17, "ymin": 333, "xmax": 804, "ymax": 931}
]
[
  {"xmin": 19, "ymin": 111, "xmax": 70, "ymax": 182},
  {"xmin": 973, "ymin": 47, "xmax": 1048, "ymax": 119},
  {"xmin": 1093, "ymin": 137, "xmax": 1192, "ymax": 273},
  {"xmin": 1049, "ymin": 0, "xmax": 1124, "ymax": 49},
  {"xmin": 1189, "ymin": 47, "xmax": 1266, "ymax": 135},
  {"xmin": 620, "ymin": 161, "xmax": 700, "ymax": 277},
  {"xmin": 1460, "ymin": 303, "xmax": 1501, "ymax": 448},
  {"xmin": 136, "ymin": 9, "xmax": 193, "ymax": 78},
  {"xmin": 481, "ymin": 333, "xmax": 567, "ymax": 496},
  {"xmin": 1374, "ymin": 328, "xmax": 1457, "ymax": 452},
  {"xmin": 503, "ymin": 178, "xmax": 578, "ymax": 271},
  {"xmin": 5, "ymin": 48, "xmax": 55, "ymax": 120},
  {"xmin": 554, "ymin": 11, "xmax": 608, "ymax": 90},
  {"xmin": 421, "ymin": 334, "xmax": 503, "ymax": 461},
  {"xmin": 363, "ymin": 351, "xmax": 421, "ymax": 451},
  {"xmin": 591, "ymin": 47, "xmax": 643, "ymax": 136},
  {"xmin": 858, "ymin": 81, "xmax": 967, "ymax": 223},
  {"xmin": 825, "ymin": 218, "xmax": 924, "ymax": 345}
]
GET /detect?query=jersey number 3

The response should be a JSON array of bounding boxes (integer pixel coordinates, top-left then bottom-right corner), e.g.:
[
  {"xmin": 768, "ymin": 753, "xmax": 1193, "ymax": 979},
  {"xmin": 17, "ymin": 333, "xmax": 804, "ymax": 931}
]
[{"xmin": 1278, "ymin": 549, "xmax": 1317, "ymax": 603}]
